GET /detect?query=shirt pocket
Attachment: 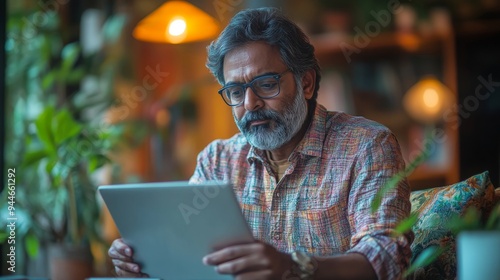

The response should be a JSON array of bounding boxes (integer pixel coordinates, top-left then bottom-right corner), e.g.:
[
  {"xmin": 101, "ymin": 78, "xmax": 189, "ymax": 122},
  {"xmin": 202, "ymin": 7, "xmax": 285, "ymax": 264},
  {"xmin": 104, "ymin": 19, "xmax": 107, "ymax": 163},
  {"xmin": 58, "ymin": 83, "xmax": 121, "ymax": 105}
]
[{"xmin": 292, "ymin": 208, "xmax": 349, "ymax": 256}]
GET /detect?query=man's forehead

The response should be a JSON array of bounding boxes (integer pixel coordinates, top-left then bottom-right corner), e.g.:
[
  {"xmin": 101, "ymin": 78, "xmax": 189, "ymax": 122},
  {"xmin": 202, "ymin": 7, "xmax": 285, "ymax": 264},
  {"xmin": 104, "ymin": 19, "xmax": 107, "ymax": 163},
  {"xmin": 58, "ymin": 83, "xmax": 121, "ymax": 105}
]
[{"xmin": 222, "ymin": 42, "xmax": 284, "ymax": 83}]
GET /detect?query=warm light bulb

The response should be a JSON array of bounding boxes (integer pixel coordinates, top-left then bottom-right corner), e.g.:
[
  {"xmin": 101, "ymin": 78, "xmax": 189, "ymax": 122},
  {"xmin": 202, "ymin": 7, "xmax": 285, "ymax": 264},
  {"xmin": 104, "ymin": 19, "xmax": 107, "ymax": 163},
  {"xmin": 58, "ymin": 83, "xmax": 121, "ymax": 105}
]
[
  {"xmin": 423, "ymin": 88, "xmax": 439, "ymax": 108},
  {"xmin": 168, "ymin": 18, "xmax": 186, "ymax": 37},
  {"xmin": 133, "ymin": 1, "xmax": 220, "ymax": 44},
  {"xmin": 403, "ymin": 76, "xmax": 454, "ymax": 124}
]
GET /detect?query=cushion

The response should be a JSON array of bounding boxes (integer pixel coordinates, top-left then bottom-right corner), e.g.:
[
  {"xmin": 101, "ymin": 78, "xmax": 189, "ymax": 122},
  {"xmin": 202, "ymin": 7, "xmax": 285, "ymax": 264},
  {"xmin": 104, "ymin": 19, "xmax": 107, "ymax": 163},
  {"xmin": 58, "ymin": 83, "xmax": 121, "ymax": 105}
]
[{"xmin": 409, "ymin": 171, "xmax": 496, "ymax": 280}]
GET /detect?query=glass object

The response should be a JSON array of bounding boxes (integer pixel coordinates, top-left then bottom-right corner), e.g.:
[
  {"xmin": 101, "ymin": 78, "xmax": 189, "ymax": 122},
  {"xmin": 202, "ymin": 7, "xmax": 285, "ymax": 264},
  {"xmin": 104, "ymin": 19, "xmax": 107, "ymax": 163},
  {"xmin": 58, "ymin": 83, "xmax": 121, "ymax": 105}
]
[{"xmin": 218, "ymin": 69, "xmax": 291, "ymax": 106}]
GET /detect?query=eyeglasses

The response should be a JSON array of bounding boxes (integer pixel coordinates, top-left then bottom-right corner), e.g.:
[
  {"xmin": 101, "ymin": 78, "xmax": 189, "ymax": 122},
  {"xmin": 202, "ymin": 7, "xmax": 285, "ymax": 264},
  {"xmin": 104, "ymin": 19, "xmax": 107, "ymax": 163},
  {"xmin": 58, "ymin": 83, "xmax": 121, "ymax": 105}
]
[{"xmin": 218, "ymin": 69, "xmax": 291, "ymax": 106}]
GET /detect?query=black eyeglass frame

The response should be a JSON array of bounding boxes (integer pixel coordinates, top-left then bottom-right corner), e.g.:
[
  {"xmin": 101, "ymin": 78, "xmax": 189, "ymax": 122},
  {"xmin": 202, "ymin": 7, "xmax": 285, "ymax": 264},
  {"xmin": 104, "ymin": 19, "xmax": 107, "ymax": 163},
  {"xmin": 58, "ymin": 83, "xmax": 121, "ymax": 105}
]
[{"xmin": 217, "ymin": 69, "xmax": 291, "ymax": 107}]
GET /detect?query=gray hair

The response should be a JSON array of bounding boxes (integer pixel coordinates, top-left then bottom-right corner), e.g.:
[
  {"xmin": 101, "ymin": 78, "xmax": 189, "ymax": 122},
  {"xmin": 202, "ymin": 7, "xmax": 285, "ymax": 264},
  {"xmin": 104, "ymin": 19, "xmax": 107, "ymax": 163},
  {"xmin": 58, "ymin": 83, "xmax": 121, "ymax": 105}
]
[{"xmin": 206, "ymin": 7, "xmax": 321, "ymax": 103}]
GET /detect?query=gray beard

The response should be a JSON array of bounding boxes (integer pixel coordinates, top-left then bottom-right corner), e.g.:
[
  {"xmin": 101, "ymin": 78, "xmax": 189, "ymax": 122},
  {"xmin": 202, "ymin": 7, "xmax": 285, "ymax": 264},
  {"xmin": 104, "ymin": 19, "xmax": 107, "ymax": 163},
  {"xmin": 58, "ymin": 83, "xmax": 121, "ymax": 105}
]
[{"xmin": 233, "ymin": 87, "xmax": 308, "ymax": 150}]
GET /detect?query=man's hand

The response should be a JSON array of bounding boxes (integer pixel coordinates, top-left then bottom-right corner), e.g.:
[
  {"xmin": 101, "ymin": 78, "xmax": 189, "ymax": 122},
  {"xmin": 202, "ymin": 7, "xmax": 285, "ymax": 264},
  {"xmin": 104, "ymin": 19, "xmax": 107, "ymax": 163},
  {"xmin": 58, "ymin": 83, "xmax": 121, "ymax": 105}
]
[
  {"xmin": 203, "ymin": 241, "xmax": 293, "ymax": 280},
  {"xmin": 108, "ymin": 238, "xmax": 148, "ymax": 277}
]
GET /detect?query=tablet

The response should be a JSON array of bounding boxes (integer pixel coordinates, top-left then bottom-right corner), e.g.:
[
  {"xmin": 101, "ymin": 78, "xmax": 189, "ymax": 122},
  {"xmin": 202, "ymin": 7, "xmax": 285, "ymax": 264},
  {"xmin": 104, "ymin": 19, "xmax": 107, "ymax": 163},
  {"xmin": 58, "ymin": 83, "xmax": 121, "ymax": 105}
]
[{"xmin": 98, "ymin": 181, "xmax": 254, "ymax": 280}]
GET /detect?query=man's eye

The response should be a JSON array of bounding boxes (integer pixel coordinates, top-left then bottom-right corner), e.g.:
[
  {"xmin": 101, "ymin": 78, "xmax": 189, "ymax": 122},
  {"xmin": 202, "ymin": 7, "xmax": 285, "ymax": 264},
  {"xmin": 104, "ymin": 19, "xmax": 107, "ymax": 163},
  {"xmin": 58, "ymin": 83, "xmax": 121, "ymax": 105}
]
[
  {"xmin": 230, "ymin": 88, "xmax": 243, "ymax": 97},
  {"xmin": 258, "ymin": 81, "xmax": 277, "ymax": 89}
]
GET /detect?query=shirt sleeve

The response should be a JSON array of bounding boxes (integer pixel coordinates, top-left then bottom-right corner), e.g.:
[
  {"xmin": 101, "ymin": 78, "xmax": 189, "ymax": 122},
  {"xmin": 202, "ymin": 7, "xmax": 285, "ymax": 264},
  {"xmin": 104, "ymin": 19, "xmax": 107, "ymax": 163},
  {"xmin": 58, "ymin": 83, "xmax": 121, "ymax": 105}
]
[{"xmin": 346, "ymin": 129, "xmax": 414, "ymax": 280}]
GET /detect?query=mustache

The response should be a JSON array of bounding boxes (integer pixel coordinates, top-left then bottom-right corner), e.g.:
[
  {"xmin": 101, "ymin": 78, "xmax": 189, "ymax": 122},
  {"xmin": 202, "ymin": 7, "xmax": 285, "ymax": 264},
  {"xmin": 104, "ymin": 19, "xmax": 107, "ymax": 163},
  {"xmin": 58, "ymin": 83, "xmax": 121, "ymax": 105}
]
[{"xmin": 239, "ymin": 109, "xmax": 282, "ymax": 130}]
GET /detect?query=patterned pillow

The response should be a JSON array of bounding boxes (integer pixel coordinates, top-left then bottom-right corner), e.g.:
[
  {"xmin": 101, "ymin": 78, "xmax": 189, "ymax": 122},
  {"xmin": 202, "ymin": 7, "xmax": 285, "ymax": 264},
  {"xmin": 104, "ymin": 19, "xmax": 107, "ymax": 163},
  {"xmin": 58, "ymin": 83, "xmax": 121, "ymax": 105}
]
[{"xmin": 409, "ymin": 171, "xmax": 496, "ymax": 280}]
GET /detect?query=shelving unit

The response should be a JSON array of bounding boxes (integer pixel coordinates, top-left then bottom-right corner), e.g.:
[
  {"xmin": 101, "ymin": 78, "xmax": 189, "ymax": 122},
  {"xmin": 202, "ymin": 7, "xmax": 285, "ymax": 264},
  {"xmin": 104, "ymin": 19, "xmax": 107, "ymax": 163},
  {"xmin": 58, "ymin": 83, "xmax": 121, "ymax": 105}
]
[{"xmin": 310, "ymin": 26, "xmax": 460, "ymax": 190}]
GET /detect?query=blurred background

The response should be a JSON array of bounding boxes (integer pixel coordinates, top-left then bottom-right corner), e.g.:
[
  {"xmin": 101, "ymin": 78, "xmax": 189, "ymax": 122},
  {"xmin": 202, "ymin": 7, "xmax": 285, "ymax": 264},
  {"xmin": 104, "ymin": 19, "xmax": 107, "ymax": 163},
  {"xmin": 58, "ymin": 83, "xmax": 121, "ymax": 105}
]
[{"xmin": 1, "ymin": 0, "xmax": 499, "ymax": 278}]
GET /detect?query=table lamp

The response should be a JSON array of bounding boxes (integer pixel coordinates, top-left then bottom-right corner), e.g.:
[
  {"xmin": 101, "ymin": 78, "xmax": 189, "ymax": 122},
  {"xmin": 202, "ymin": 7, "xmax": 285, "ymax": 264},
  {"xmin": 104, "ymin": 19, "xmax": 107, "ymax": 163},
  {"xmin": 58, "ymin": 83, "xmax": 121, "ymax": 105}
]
[
  {"xmin": 403, "ymin": 76, "xmax": 454, "ymax": 124},
  {"xmin": 133, "ymin": 1, "xmax": 220, "ymax": 44}
]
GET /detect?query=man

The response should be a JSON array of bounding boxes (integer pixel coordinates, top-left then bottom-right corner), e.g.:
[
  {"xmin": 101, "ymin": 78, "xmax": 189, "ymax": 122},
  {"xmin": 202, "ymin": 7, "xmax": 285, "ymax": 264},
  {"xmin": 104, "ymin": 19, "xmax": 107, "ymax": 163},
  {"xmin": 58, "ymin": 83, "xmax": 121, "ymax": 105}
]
[{"xmin": 109, "ymin": 7, "xmax": 413, "ymax": 280}]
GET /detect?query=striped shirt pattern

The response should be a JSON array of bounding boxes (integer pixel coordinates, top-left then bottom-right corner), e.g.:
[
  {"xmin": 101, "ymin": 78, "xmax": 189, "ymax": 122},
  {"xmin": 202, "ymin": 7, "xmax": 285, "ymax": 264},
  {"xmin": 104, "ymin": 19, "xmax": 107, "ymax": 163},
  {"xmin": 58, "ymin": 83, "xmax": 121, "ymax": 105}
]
[{"xmin": 190, "ymin": 104, "xmax": 413, "ymax": 279}]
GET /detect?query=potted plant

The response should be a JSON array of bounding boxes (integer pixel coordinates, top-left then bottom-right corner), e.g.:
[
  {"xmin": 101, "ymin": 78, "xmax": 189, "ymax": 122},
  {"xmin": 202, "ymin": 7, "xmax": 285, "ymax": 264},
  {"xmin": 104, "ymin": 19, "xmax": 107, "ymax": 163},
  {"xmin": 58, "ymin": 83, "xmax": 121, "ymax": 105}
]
[
  {"xmin": 452, "ymin": 204, "xmax": 500, "ymax": 280},
  {"xmin": 20, "ymin": 105, "xmax": 117, "ymax": 280},
  {"xmin": 1, "ymin": 6, "xmax": 126, "ymax": 278}
]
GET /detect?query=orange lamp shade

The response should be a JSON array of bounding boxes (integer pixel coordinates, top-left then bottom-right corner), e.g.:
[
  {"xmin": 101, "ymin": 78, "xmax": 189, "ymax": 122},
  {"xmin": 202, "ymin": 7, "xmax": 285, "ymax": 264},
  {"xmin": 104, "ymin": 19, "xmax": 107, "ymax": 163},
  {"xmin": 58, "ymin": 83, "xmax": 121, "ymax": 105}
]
[
  {"xmin": 133, "ymin": 1, "xmax": 220, "ymax": 44},
  {"xmin": 403, "ymin": 76, "xmax": 454, "ymax": 124}
]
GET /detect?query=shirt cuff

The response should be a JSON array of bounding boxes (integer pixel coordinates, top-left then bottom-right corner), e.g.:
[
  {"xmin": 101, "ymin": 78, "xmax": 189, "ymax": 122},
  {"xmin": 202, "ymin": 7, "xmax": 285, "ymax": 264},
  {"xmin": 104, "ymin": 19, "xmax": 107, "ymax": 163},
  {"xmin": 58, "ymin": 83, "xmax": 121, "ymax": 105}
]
[{"xmin": 346, "ymin": 234, "xmax": 410, "ymax": 280}]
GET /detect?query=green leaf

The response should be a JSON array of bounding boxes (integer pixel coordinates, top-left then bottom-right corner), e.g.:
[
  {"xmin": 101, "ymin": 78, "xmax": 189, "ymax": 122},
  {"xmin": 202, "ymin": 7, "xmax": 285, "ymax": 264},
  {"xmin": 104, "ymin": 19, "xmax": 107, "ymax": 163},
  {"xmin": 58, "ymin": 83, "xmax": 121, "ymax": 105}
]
[
  {"xmin": 45, "ymin": 157, "xmax": 58, "ymax": 175},
  {"xmin": 42, "ymin": 70, "xmax": 57, "ymax": 90},
  {"xmin": 486, "ymin": 203, "xmax": 500, "ymax": 230},
  {"xmin": 53, "ymin": 109, "xmax": 82, "ymax": 145},
  {"xmin": 0, "ymin": 231, "xmax": 8, "ymax": 243},
  {"xmin": 448, "ymin": 207, "xmax": 481, "ymax": 234},
  {"xmin": 25, "ymin": 233, "xmax": 40, "ymax": 258},
  {"xmin": 404, "ymin": 245, "xmax": 446, "ymax": 277},
  {"xmin": 65, "ymin": 66, "xmax": 86, "ymax": 84},
  {"xmin": 88, "ymin": 154, "xmax": 110, "ymax": 172},
  {"xmin": 23, "ymin": 149, "xmax": 50, "ymax": 166},
  {"xmin": 405, "ymin": 148, "xmax": 429, "ymax": 174},
  {"xmin": 35, "ymin": 107, "xmax": 56, "ymax": 153},
  {"xmin": 462, "ymin": 207, "xmax": 481, "ymax": 226},
  {"xmin": 60, "ymin": 42, "xmax": 81, "ymax": 75},
  {"xmin": 393, "ymin": 213, "xmax": 419, "ymax": 236},
  {"xmin": 40, "ymin": 33, "xmax": 52, "ymax": 63}
]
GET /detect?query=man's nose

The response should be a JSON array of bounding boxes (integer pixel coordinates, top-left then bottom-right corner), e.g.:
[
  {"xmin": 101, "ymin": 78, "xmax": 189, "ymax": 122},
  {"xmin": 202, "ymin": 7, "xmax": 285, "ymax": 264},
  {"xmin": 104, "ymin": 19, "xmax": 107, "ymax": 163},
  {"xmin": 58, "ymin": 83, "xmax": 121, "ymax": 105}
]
[{"xmin": 243, "ymin": 87, "xmax": 264, "ymax": 111}]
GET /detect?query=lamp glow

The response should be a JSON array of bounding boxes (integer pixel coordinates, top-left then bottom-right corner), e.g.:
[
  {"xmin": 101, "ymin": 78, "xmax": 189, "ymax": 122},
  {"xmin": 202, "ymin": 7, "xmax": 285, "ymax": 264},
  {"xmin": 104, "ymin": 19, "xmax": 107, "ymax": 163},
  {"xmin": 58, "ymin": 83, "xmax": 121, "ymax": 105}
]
[
  {"xmin": 403, "ymin": 76, "xmax": 454, "ymax": 124},
  {"xmin": 168, "ymin": 18, "xmax": 186, "ymax": 37},
  {"xmin": 423, "ymin": 88, "xmax": 439, "ymax": 108},
  {"xmin": 133, "ymin": 1, "xmax": 220, "ymax": 44}
]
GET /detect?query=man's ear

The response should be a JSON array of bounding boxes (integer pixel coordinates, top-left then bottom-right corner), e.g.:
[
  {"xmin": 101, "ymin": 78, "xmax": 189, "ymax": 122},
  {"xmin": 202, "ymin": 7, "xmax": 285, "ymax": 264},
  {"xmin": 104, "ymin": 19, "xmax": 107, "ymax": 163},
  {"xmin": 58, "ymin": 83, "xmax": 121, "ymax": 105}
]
[{"xmin": 301, "ymin": 69, "xmax": 316, "ymax": 100}]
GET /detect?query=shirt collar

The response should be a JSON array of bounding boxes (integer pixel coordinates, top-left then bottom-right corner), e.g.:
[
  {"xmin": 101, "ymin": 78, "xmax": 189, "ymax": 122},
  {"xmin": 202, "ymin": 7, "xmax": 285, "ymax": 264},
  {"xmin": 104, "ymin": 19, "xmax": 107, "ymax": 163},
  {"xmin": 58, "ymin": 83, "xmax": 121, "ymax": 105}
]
[
  {"xmin": 246, "ymin": 104, "xmax": 327, "ymax": 162},
  {"xmin": 290, "ymin": 103, "xmax": 326, "ymax": 158}
]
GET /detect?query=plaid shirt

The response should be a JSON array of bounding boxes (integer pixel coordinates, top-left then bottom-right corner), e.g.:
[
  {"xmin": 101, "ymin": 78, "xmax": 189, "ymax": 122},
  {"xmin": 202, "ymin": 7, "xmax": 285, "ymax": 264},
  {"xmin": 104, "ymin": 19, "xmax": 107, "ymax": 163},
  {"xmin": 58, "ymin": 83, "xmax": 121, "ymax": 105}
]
[{"xmin": 190, "ymin": 104, "xmax": 413, "ymax": 279}]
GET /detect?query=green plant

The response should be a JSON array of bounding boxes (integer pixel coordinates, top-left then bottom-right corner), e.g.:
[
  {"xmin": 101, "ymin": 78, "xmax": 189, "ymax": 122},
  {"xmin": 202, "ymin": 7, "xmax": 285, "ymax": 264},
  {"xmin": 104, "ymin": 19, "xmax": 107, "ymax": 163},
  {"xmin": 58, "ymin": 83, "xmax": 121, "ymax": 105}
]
[
  {"xmin": 0, "ymin": 5, "xmax": 126, "ymax": 273},
  {"xmin": 22, "ymin": 106, "xmax": 116, "ymax": 246},
  {"xmin": 448, "ymin": 203, "xmax": 500, "ymax": 233}
]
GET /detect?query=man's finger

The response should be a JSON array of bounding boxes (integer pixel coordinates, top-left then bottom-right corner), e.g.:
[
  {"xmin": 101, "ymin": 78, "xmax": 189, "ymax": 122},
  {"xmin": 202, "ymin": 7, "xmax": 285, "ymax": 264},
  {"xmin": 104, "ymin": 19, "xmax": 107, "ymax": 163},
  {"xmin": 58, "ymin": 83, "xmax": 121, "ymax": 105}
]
[
  {"xmin": 109, "ymin": 239, "xmax": 133, "ymax": 261},
  {"xmin": 112, "ymin": 258, "xmax": 141, "ymax": 274},
  {"xmin": 114, "ymin": 238, "xmax": 133, "ymax": 257},
  {"xmin": 204, "ymin": 243, "xmax": 258, "ymax": 265},
  {"xmin": 108, "ymin": 245, "xmax": 132, "ymax": 262},
  {"xmin": 114, "ymin": 265, "xmax": 143, "ymax": 277},
  {"xmin": 216, "ymin": 253, "xmax": 270, "ymax": 274}
]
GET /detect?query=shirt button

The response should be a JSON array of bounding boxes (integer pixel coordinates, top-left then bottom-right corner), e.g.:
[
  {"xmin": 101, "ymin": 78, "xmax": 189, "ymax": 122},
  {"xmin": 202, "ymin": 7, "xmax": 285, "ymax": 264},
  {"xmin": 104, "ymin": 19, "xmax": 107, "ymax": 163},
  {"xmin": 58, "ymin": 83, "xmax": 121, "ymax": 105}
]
[{"xmin": 273, "ymin": 232, "xmax": 281, "ymax": 240}]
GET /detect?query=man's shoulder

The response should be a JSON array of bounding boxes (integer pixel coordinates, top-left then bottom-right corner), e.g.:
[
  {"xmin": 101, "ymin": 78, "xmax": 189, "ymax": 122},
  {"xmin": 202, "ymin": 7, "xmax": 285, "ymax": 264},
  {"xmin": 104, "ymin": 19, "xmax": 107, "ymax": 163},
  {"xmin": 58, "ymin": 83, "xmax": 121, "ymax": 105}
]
[
  {"xmin": 191, "ymin": 133, "xmax": 251, "ymax": 182},
  {"xmin": 325, "ymin": 111, "xmax": 392, "ymax": 136}
]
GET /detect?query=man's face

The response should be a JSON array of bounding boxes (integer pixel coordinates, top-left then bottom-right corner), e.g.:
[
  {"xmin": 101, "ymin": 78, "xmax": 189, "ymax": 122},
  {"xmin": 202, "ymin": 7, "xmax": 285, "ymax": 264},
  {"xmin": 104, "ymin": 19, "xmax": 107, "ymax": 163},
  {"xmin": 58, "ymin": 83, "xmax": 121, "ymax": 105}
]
[{"xmin": 222, "ymin": 41, "xmax": 309, "ymax": 150}]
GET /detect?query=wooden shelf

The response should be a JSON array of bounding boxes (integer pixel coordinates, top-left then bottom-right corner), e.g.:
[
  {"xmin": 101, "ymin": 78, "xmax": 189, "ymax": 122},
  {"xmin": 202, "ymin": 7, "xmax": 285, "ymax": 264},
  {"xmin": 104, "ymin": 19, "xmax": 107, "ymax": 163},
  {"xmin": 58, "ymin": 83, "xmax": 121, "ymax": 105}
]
[
  {"xmin": 408, "ymin": 166, "xmax": 450, "ymax": 190},
  {"xmin": 311, "ymin": 31, "xmax": 449, "ymax": 62}
]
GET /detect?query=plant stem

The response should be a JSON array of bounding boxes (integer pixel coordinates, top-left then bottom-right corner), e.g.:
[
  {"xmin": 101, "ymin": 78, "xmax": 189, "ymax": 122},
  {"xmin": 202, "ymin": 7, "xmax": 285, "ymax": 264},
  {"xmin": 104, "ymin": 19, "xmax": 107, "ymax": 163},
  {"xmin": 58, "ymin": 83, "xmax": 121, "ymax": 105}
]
[{"xmin": 66, "ymin": 171, "xmax": 79, "ymax": 244}]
